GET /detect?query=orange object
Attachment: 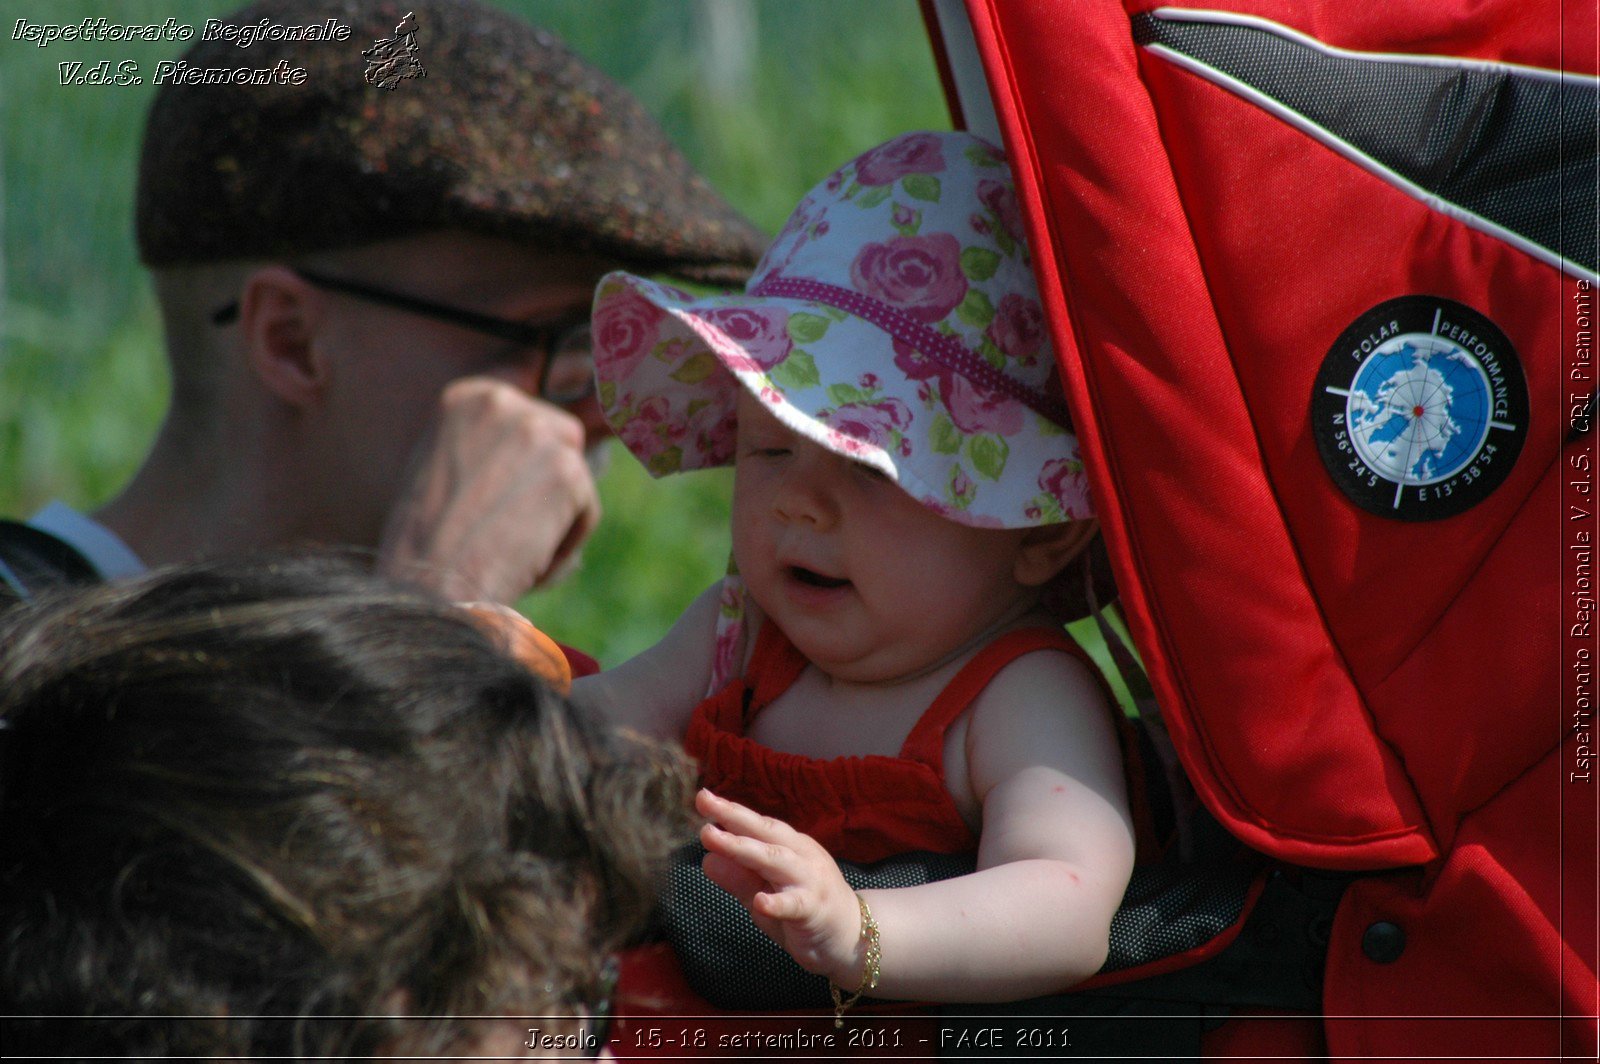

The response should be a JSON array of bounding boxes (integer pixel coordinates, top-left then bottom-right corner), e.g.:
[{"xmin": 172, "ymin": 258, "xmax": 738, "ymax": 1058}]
[{"xmin": 459, "ymin": 601, "xmax": 573, "ymax": 694}]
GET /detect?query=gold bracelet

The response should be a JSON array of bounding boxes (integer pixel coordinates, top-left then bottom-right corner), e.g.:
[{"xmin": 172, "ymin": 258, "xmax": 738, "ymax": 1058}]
[{"xmin": 828, "ymin": 893, "xmax": 881, "ymax": 1027}]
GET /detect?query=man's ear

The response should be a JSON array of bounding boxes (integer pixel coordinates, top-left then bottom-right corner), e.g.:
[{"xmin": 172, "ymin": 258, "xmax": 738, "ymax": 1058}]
[
  {"xmin": 236, "ymin": 266, "xmax": 330, "ymax": 408},
  {"xmin": 1014, "ymin": 517, "xmax": 1100, "ymax": 587}
]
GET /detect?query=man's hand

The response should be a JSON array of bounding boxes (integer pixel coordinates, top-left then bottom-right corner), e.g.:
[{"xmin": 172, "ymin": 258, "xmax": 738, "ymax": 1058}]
[
  {"xmin": 697, "ymin": 789, "xmax": 868, "ymax": 986},
  {"xmin": 377, "ymin": 376, "xmax": 601, "ymax": 603}
]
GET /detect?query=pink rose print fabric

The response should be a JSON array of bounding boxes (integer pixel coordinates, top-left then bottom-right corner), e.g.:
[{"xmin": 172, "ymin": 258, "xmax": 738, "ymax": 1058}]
[
  {"xmin": 593, "ymin": 284, "xmax": 666, "ymax": 379},
  {"xmin": 707, "ymin": 574, "xmax": 750, "ymax": 695},
  {"xmin": 849, "ymin": 234, "xmax": 968, "ymax": 323},
  {"xmin": 977, "ymin": 178, "xmax": 1027, "ymax": 245},
  {"xmin": 821, "ymin": 397, "xmax": 915, "ymax": 457},
  {"xmin": 1039, "ymin": 457, "xmax": 1089, "ymax": 510},
  {"xmin": 593, "ymin": 130, "xmax": 1095, "ymax": 530},
  {"xmin": 699, "ymin": 307, "xmax": 792, "ymax": 372},
  {"xmin": 987, "ymin": 294, "xmax": 1046, "ymax": 364},
  {"xmin": 855, "ymin": 132, "xmax": 946, "ymax": 186},
  {"xmin": 892, "ymin": 338, "xmax": 1020, "ymax": 437}
]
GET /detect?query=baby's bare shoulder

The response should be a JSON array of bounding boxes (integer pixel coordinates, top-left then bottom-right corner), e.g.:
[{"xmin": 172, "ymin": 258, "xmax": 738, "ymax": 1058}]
[
  {"xmin": 972, "ymin": 645, "xmax": 1110, "ymax": 734},
  {"xmin": 963, "ymin": 646, "xmax": 1125, "ymax": 798}
]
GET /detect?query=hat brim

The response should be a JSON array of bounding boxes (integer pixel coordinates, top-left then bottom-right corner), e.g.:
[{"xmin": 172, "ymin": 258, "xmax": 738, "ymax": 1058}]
[{"xmin": 594, "ymin": 272, "xmax": 1093, "ymax": 529}]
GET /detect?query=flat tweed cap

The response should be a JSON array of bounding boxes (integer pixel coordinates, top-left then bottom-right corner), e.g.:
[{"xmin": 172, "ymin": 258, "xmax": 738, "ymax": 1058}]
[{"xmin": 136, "ymin": 0, "xmax": 767, "ymax": 282}]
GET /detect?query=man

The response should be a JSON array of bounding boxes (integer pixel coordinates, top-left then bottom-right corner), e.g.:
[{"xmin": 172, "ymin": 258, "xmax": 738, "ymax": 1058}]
[{"xmin": 0, "ymin": 0, "xmax": 764, "ymax": 606}]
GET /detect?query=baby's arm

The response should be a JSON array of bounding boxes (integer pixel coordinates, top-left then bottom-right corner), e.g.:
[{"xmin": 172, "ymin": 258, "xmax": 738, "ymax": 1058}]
[
  {"xmin": 698, "ymin": 650, "xmax": 1134, "ymax": 1003},
  {"xmin": 567, "ymin": 582, "xmax": 724, "ymax": 739}
]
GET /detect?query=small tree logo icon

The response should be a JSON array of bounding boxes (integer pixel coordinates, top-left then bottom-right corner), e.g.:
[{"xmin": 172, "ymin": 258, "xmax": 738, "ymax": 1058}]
[{"xmin": 363, "ymin": 12, "xmax": 426, "ymax": 90}]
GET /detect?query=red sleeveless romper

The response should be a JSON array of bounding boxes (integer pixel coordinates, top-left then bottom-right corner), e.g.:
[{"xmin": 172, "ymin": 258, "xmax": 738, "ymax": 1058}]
[{"xmin": 610, "ymin": 622, "xmax": 1100, "ymax": 1058}]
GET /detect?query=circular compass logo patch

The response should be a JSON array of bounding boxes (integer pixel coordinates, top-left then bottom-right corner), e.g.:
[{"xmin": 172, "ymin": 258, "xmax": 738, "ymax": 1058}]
[{"xmin": 1312, "ymin": 296, "xmax": 1527, "ymax": 521}]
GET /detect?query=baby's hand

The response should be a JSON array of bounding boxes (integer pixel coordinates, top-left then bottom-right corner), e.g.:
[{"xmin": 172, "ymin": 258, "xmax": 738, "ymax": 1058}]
[{"xmin": 696, "ymin": 789, "xmax": 866, "ymax": 986}]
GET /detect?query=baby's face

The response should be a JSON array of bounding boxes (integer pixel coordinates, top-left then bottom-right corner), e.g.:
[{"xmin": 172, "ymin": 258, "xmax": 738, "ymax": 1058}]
[{"xmin": 730, "ymin": 392, "xmax": 1037, "ymax": 684}]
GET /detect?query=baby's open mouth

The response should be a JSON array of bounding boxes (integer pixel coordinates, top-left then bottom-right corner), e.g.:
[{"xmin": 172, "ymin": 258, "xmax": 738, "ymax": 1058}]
[{"xmin": 789, "ymin": 566, "xmax": 849, "ymax": 590}]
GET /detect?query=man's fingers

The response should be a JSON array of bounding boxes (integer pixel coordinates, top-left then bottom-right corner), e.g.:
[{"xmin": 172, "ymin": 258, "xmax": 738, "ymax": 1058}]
[
  {"xmin": 533, "ymin": 450, "xmax": 602, "ymax": 587},
  {"xmin": 379, "ymin": 376, "xmax": 601, "ymax": 602}
]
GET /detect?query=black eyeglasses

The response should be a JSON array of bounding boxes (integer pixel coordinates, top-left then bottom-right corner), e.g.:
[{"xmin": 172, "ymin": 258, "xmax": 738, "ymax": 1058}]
[{"xmin": 210, "ymin": 267, "xmax": 596, "ymax": 405}]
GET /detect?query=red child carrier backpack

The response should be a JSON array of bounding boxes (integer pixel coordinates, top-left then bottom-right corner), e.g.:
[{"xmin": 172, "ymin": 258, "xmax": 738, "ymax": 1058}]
[
  {"xmin": 617, "ymin": 5, "xmax": 1595, "ymax": 1057},
  {"xmin": 928, "ymin": 0, "xmax": 1598, "ymax": 1057}
]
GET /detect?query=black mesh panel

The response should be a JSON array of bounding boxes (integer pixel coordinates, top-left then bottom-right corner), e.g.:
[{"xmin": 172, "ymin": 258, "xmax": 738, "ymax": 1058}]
[{"xmin": 1134, "ymin": 11, "xmax": 1599, "ymax": 275}]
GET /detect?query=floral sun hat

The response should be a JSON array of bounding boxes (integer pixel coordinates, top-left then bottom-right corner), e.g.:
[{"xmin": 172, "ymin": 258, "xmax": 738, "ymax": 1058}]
[{"xmin": 592, "ymin": 130, "xmax": 1092, "ymax": 528}]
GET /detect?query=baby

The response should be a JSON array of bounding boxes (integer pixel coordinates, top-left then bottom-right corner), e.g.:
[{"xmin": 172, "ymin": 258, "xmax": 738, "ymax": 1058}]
[{"xmin": 573, "ymin": 131, "xmax": 1134, "ymax": 1013}]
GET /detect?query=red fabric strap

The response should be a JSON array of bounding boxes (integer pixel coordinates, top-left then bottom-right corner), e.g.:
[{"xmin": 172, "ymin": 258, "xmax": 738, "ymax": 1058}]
[
  {"xmin": 899, "ymin": 626, "xmax": 1093, "ymax": 768},
  {"xmin": 742, "ymin": 617, "xmax": 810, "ymax": 718}
]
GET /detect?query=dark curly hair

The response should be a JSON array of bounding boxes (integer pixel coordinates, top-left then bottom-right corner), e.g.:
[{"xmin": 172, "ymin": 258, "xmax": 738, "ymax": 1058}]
[{"xmin": 0, "ymin": 553, "xmax": 695, "ymax": 1059}]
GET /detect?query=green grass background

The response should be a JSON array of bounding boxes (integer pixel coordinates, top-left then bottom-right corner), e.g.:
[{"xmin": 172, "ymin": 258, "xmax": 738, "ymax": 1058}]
[{"xmin": 0, "ymin": 0, "xmax": 951, "ymax": 666}]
